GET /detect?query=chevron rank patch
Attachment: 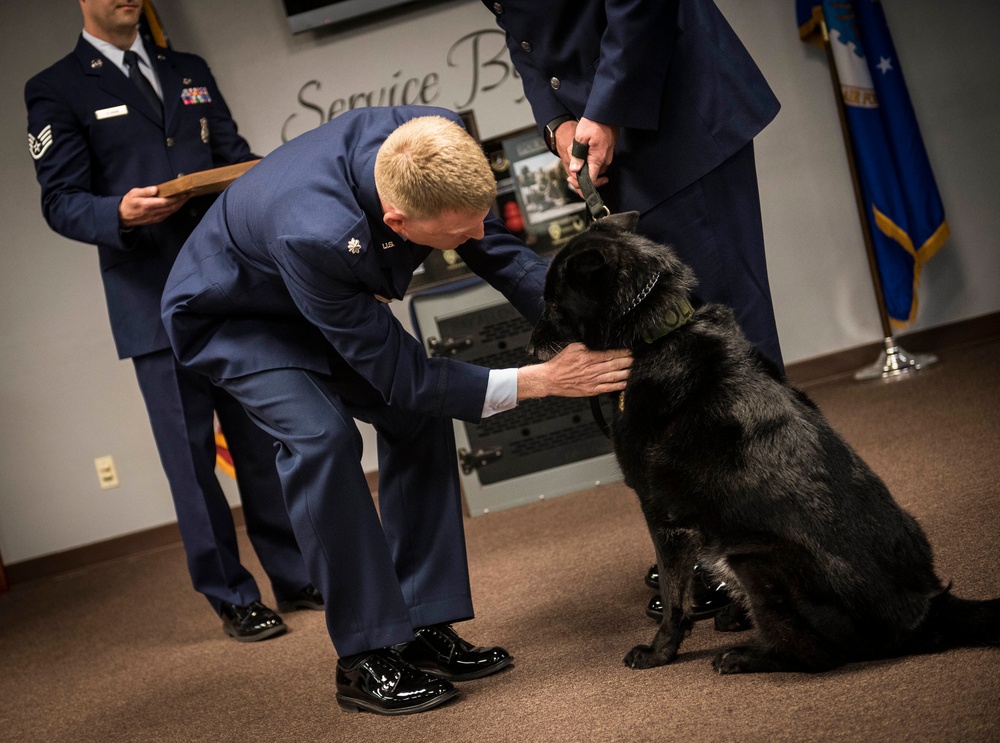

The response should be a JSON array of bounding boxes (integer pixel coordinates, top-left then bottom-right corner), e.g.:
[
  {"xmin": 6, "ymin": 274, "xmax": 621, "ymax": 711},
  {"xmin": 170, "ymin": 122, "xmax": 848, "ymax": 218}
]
[{"xmin": 28, "ymin": 124, "xmax": 53, "ymax": 160}]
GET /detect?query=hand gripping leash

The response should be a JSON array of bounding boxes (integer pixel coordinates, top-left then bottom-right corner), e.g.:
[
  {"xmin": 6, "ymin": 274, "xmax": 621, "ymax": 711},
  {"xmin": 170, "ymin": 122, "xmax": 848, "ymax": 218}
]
[{"xmin": 570, "ymin": 140, "xmax": 611, "ymax": 222}]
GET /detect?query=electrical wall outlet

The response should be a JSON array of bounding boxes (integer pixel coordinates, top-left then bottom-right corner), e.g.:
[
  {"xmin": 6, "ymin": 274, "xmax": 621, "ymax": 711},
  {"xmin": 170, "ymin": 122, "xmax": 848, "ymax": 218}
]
[{"xmin": 94, "ymin": 456, "xmax": 119, "ymax": 489}]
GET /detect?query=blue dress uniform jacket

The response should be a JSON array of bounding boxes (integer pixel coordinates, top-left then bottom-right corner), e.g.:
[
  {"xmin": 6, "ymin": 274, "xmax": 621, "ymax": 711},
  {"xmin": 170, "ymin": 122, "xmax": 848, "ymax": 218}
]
[
  {"xmin": 483, "ymin": 0, "xmax": 780, "ymax": 213},
  {"xmin": 25, "ymin": 35, "xmax": 313, "ymax": 615},
  {"xmin": 162, "ymin": 105, "xmax": 549, "ymax": 654},
  {"xmin": 163, "ymin": 105, "xmax": 547, "ymax": 424},
  {"xmin": 26, "ymin": 35, "xmax": 255, "ymax": 360}
]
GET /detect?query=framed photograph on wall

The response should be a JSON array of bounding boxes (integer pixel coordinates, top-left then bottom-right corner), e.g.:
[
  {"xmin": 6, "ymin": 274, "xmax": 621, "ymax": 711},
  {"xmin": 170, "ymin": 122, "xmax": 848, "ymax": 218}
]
[{"xmin": 492, "ymin": 128, "xmax": 588, "ymax": 252}]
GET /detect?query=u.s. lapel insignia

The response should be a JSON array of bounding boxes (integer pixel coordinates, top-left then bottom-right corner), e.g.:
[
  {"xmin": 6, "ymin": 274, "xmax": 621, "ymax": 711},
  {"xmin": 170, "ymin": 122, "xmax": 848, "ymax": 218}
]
[
  {"xmin": 183, "ymin": 78, "xmax": 192, "ymax": 85},
  {"xmin": 90, "ymin": 58, "xmax": 103, "ymax": 69},
  {"xmin": 28, "ymin": 124, "xmax": 53, "ymax": 160},
  {"xmin": 381, "ymin": 240, "xmax": 395, "ymax": 250},
  {"xmin": 157, "ymin": 54, "xmax": 167, "ymax": 61},
  {"xmin": 200, "ymin": 117, "xmax": 209, "ymax": 144},
  {"xmin": 347, "ymin": 237, "xmax": 362, "ymax": 254}
]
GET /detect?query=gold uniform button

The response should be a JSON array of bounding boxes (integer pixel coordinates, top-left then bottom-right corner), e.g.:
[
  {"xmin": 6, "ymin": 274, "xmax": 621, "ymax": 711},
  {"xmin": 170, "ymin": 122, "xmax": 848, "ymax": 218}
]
[
  {"xmin": 165, "ymin": 137, "xmax": 175, "ymax": 147},
  {"xmin": 521, "ymin": 41, "xmax": 532, "ymax": 52},
  {"xmin": 492, "ymin": 3, "xmax": 503, "ymax": 14},
  {"xmin": 550, "ymin": 77, "xmax": 560, "ymax": 90}
]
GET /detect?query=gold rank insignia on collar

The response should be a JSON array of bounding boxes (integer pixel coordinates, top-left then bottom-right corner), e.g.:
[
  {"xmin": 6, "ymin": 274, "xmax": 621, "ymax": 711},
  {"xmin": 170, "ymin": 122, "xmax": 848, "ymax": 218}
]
[{"xmin": 347, "ymin": 237, "xmax": 362, "ymax": 254}]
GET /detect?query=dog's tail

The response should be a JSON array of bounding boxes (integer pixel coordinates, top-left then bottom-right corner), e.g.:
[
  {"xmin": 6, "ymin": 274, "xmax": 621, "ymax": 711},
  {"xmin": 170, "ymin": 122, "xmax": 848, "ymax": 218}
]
[{"xmin": 914, "ymin": 585, "xmax": 1000, "ymax": 651}]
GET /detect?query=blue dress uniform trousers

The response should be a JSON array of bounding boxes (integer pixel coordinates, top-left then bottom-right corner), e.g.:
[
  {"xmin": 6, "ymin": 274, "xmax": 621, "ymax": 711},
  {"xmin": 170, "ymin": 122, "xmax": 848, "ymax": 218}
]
[
  {"xmin": 635, "ymin": 143, "xmax": 783, "ymax": 369},
  {"xmin": 222, "ymin": 367, "xmax": 474, "ymax": 656},
  {"xmin": 133, "ymin": 349, "xmax": 312, "ymax": 613}
]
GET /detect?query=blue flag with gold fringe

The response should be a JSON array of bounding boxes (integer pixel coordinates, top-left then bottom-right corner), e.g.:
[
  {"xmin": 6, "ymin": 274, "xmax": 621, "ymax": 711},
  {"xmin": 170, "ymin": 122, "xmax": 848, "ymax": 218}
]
[{"xmin": 797, "ymin": 0, "xmax": 949, "ymax": 326}]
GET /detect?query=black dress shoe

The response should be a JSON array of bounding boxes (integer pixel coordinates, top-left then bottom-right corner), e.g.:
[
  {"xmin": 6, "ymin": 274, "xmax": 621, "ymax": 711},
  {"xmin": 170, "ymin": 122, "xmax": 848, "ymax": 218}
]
[
  {"xmin": 336, "ymin": 648, "xmax": 458, "ymax": 715},
  {"xmin": 276, "ymin": 584, "xmax": 324, "ymax": 612},
  {"xmin": 397, "ymin": 624, "xmax": 513, "ymax": 681},
  {"xmin": 645, "ymin": 564, "xmax": 733, "ymax": 621},
  {"xmin": 220, "ymin": 601, "xmax": 287, "ymax": 642}
]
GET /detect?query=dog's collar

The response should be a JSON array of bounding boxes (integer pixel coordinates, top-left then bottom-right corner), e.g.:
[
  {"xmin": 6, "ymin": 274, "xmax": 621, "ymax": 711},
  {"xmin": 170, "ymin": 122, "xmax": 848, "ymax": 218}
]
[
  {"xmin": 641, "ymin": 297, "xmax": 695, "ymax": 344},
  {"xmin": 623, "ymin": 274, "xmax": 660, "ymax": 316}
]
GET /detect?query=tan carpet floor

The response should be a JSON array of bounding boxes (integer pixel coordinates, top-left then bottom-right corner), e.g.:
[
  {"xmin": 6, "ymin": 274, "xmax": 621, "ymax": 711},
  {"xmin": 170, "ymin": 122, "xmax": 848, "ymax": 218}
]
[{"xmin": 1, "ymin": 336, "xmax": 998, "ymax": 742}]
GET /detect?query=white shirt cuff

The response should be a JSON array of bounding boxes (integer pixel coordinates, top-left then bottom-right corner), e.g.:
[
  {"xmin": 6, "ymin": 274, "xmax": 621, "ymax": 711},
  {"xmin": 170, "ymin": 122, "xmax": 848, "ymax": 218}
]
[{"xmin": 482, "ymin": 368, "xmax": 519, "ymax": 418}]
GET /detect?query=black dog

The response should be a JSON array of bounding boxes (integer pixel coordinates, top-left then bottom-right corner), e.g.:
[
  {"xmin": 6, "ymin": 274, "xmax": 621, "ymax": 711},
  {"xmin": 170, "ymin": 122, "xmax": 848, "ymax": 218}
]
[{"xmin": 528, "ymin": 211, "xmax": 1000, "ymax": 674}]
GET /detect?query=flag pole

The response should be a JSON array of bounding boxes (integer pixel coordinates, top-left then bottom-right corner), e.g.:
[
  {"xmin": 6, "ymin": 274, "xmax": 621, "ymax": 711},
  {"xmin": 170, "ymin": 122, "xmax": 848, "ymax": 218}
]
[{"xmin": 817, "ymin": 16, "xmax": 937, "ymax": 381}]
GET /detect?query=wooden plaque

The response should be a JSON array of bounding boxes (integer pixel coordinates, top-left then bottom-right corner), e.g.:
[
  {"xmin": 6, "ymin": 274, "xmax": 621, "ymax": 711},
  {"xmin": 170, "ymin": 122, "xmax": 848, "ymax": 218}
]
[{"xmin": 156, "ymin": 159, "xmax": 261, "ymax": 197}]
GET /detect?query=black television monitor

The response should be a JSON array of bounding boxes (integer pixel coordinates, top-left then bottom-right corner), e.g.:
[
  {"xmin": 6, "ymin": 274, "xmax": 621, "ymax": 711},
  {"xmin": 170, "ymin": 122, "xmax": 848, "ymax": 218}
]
[{"xmin": 281, "ymin": 0, "xmax": 436, "ymax": 34}]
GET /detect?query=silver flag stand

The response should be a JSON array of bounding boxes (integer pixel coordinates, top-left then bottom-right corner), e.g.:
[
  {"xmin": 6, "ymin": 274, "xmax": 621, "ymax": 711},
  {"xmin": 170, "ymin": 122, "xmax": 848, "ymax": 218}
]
[
  {"xmin": 816, "ymin": 16, "xmax": 938, "ymax": 382},
  {"xmin": 854, "ymin": 338, "xmax": 937, "ymax": 381}
]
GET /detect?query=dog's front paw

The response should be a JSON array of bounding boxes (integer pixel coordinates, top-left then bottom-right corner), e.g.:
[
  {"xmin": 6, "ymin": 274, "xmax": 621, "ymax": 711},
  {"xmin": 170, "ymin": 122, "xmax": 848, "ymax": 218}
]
[
  {"xmin": 624, "ymin": 644, "xmax": 674, "ymax": 669},
  {"xmin": 712, "ymin": 646, "xmax": 756, "ymax": 674}
]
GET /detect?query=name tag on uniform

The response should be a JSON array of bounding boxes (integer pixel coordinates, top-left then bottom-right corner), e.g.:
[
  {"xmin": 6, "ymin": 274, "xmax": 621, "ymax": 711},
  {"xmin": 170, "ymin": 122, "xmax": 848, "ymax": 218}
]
[{"xmin": 95, "ymin": 105, "xmax": 129, "ymax": 120}]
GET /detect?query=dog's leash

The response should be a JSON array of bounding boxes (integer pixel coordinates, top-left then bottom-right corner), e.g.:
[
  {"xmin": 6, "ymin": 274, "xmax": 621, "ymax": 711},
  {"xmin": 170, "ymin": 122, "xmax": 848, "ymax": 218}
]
[
  {"xmin": 571, "ymin": 140, "xmax": 611, "ymax": 222},
  {"xmin": 570, "ymin": 140, "xmax": 617, "ymax": 439}
]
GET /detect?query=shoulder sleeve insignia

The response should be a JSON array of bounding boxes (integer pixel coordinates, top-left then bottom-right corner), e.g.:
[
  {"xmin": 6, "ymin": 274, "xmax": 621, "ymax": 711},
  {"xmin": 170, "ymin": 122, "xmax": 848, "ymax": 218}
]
[
  {"xmin": 347, "ymin": 237, "xmax": 362, "ymax": 254},
  {"xmin": 28, "ymin": 125, "xmax": 53, "ymax": 160}
]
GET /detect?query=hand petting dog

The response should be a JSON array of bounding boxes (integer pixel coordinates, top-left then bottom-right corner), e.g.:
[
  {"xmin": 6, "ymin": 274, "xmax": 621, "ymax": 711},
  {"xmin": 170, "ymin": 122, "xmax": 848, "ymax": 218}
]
[{"xmin": 517, "ymin": 342, "xmax": 631, "ymax": 401}]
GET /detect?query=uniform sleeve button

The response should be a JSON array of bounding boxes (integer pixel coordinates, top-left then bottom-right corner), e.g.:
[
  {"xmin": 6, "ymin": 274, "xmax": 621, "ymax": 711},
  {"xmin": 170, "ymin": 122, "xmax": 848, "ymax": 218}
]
[
  {"xmin": 521, "ymin": 41, "xmax": 532, "ymax": 52},
  {"xmin": 165, "ymin": 137, "xmax": 175, "ymax": 147},
  {"xmin": 492, "ymin": 3, "xmax": 503, "ymax": 14},
  {"xmin": 550, "ymin": 77, "xmax": 560, "ymax": 90}
]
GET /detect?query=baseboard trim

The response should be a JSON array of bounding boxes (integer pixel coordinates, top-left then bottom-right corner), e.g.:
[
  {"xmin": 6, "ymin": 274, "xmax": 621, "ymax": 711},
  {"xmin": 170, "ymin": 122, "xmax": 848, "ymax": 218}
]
[
  {"xmin": 5, "ymin": 472, "xmax": 384, "ymax": 588},
  {"xmin": 4, "ymin": 507, "xmax": 246, "ymax": 587},
  {"xmin": 0, "ymin": 550, "xmax": 8, "ymax": 593},
  {"xmin": 785, "ymin": 311, "xmax": 1000, "ymax": 387},
  {"xmin": 4, "ymin": 312, "xmax": 996, "ymax": 588}
]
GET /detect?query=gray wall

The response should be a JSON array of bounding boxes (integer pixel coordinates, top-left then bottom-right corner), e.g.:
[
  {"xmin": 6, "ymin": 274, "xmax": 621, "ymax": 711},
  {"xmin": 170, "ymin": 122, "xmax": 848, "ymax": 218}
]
[{"xmin": 1, "ymin": 0, "xmax": 997, "ymax": 565}]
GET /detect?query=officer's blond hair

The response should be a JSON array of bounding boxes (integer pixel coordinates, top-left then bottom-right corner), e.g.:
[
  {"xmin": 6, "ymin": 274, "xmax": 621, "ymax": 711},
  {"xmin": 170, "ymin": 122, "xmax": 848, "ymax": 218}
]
[{"xmin": 375, "ymin": 116, "xmax": 496, "ymax": 219}]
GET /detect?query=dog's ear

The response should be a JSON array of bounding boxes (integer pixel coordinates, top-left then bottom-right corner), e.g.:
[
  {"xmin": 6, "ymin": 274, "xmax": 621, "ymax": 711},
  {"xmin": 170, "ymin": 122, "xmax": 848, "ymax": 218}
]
[
  {"xmin": 597, "ymin": 211, "xmax": 640, "ymax": 234},
  {"xmin": 565, "ymin": 246, "xmax": 612, "ymax": 290}
]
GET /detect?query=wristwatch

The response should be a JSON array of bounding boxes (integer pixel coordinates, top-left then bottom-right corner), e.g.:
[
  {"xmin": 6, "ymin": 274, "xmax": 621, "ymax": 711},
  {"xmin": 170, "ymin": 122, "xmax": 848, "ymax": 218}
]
[{"xmin": 543, "ymin": 115, "xmax": 576, "ymax": 155}]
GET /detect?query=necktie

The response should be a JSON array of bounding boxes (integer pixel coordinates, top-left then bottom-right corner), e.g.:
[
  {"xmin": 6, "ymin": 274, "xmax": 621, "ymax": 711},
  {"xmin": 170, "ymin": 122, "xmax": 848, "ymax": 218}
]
[{"xmin": 122, "ymin": 50, "xmax": 162, "ymax": 120}]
